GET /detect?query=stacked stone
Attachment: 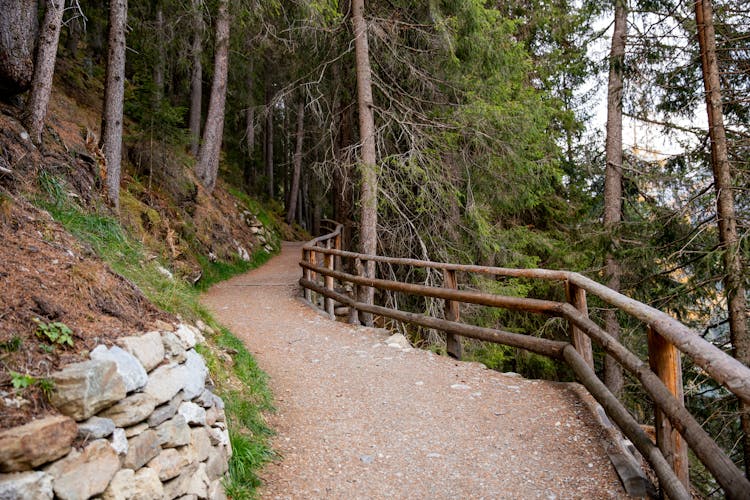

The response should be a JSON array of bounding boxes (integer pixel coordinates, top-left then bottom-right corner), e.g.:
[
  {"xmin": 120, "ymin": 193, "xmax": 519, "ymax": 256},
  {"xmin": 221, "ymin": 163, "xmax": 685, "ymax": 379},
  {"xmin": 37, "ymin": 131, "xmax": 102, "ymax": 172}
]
[
  {"xmin": 240, "ymin": 209, "xmax": 274, "ymax": 254},
  {"xmin": 0, "ymin": 323, "xmax": 232, "ymax": 500}
]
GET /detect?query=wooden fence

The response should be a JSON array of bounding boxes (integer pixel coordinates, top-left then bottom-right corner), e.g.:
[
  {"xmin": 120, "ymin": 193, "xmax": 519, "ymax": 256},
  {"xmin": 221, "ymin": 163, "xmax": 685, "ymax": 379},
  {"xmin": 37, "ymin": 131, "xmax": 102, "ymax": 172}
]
[{"xmin": 299, "ymin": 221, "xmax": 750, "ymax": 500}]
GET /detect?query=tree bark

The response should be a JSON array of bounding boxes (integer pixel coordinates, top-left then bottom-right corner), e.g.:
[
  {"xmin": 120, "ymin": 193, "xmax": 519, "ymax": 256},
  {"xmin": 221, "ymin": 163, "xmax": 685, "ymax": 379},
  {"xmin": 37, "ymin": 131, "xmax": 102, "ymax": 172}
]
[
  {"xmin": 23, "ymin": 0, "xmax": 64, "ymax": 144},
  {"xmin": 286, "ymin": 98, "xmax": 305, "ymax": 225},
  {"xmin": 100, "ymin": 0, "xmax": 128, "ymax": 211},
  {"xmin": 351, "ymin": 0, "xmax": 378, "ymax": 324},
  {"xmin": 264, "ymin": 65, "xmax": 274, "ymax": 199},
  {"xmin": 195, "ymin": 0, "xmax": 229, "ymax": 193},
  {"xmin": 188, "ymin": 0, "xmax": 203, "ymax": 157},
  {"xmin": 244, "ymin": 59, "xmax": 255, "ymax": 188},
  {"xmin": 695, "ymin": 0, "xmax": 750, "ymax": 478},
  {"xmin": 153, "ymin": 3, "xmax": 165, "ymax": 103},
  {"xmin": 0, "ymin": 0, "xmax": 38, "ymax": 96},
  {"xmin": 603, "ymin": 0, "xmax": 627, "ymax": 398}
]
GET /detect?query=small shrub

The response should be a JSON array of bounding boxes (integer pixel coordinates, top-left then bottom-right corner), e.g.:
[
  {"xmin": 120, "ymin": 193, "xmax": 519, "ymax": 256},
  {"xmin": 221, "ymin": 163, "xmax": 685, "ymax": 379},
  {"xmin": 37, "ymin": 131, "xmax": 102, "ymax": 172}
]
[
  {"xmin": 37, "ymin": 378, "xmax": 55, "ymax": 398},
  {"xmin": 9, "ymin": 371, "xmax": 36, "ymax": 390},
  {"xmin": 33, "ymin": 318, "xmax": 75, "ymax": 347},
  {"xmin": 0, "ymin": 336, "xmax": 22, "ymax": 352}
]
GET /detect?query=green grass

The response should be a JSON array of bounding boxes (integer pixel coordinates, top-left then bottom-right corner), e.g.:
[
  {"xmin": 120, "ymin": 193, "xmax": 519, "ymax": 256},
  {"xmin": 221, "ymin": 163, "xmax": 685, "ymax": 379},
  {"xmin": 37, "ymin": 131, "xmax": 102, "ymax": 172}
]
[
  {"xmin": 195, "ymin": 250, "xmax": 273, "ymax": 292},
  {"xmin": 35, "ymin": 172, "xmax": 276, "ymax": 498},
  {"xmin": 196, "ymin": 329, "xmax": 275, "ymax": 499}
]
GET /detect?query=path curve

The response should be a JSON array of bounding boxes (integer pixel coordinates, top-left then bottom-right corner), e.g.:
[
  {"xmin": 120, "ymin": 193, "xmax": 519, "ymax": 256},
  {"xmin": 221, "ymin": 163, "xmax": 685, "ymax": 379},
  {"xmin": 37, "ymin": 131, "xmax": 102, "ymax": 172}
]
[{"xmin": 202, "ymin": 242, "xmax": 629, "ymax": 499}]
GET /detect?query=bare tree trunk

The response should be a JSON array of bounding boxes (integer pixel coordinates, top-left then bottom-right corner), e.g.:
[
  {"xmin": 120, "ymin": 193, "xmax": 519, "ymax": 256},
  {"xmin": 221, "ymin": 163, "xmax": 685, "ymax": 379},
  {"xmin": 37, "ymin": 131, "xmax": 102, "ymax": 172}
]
[
  {"xmin": 0, "ymin": 0, "xmax": 38, "ymax": 96},
  {"xmin": 66, "ymin": 15, "xmax": 81, "ymax": 58},
  {"xmin": 100, "ymin": 0, "xmax": 128, "ymax": 211},
  {"xmin": 286, "ymin": 98, "xmax": 305, "ymax": 224},
  {"xmin": 195, "ymin": 0, "xmax": 229, "ymax": 193},
  {"xmin": 188, "ymin": 0, "xmax": 203, "ymax": 157},
  {"xmin": 244, "ymin": 59, "xmax": 255, "ymax": 188},
  {"xmin": 153, "ymin": 3, "xmax": 165, "ymax": 102},
  {"xmin": 695, "ymin": 0, "xmax": 750, "ymax": 477},
  {"xmin": 23, "ymin": 0, "xmax": 64, "ymax": 144},
  {"xmin": 603, "ymin": 0, "xmax": 627, "ymax": 398},
  {"xmin": 351, "ymin": 0, "xmax": 378, "ymax": 325},
  {"xmin": 264, "ymin": 66, "xmax": 274, "ymax": 199}
]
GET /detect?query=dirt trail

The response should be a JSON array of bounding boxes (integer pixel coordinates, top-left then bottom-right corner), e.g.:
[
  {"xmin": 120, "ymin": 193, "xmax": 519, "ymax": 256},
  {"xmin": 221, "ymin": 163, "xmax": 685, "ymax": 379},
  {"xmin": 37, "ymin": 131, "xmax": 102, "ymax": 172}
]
[{"xmin": 201, "ymin": 242, "xmax": 628, "ymax": 499}]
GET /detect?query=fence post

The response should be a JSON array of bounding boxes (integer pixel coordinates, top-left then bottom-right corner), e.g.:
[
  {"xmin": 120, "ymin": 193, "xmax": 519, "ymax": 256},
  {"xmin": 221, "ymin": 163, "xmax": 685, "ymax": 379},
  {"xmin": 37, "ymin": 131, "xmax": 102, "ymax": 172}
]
[
  {"xmin": 443, "ymin": 269, "xmax": 462, "ymax": 359},
  {"xmin": 348, "ymin": 257, "xmax": 361, "ymax": 325},
  {"xmin": 310, "ymin": 247, "xmax": 318, "ymax": 309},
  {"xmin": 565, "ymin": 281, "xmax": 594, "ymax": 370},
  {"xmin": 647, "ymin": 325, "xmax": 689, "ymax": 492},
  {"xmin": 324, "ymin": 241, "xmax": 335, "ymax": 319},
  {"xmin": 302, "ymin": 248, "xmax": 311, "ymax": 303},
  {"xmin": 334, "ymin": 232, "xmax": 342, "ymax": 271}
]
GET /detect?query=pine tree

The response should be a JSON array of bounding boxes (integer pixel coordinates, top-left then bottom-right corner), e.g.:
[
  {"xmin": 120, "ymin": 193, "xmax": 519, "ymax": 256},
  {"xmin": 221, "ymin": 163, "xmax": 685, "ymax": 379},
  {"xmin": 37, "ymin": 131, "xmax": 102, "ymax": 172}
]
[
  {"xmin": 100, "ymin": 0, "xmax": 129, "ymax": 210},
  {"xmin": 195, "ymin": 0, "xmax": 230, "ymax": 192},
  {"xmin": 24, "ymin": 0, "xmax": 65, "ymax": 144}
]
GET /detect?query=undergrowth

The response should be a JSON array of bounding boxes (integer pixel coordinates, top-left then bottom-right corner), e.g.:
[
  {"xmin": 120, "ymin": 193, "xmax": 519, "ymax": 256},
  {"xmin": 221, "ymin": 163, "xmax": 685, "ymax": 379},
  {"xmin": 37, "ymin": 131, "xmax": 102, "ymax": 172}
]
[
  {"xmin": 36, "ymin": 171, "xmax": 275, "ymax": 498},
  {"xmin": 195, "ymin": 251, "xmax": 273, "ymax": 292}
]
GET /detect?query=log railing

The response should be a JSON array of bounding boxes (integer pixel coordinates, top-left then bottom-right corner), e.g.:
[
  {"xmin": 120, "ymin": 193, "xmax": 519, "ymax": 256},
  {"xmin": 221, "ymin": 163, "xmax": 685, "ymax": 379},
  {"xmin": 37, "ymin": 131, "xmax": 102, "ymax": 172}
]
[{"xmin": 299, "ymin": 222, "xmax": 750, "ymax": 500}]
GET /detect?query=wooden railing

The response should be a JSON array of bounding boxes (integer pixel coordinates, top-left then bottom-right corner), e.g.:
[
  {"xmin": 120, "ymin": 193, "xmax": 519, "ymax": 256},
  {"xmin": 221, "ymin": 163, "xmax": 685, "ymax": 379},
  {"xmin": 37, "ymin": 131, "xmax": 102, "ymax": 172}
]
[{"xmin": 299, "ymin": 221, "xmax": 750, "ymax": 500}]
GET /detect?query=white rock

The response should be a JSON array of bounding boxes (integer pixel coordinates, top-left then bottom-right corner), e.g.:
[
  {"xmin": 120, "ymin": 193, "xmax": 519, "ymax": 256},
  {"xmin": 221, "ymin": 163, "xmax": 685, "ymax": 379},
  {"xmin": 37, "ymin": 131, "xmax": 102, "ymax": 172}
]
[
  {"xmin": 237, "ymin": 246, "xmax": 250, "ymax": 261},
  {"xmin": 174, "ymin": 324, "xmax": 197, "ymax": 349},
  {"xmin": 161, "ymin": 332, "xmax": 186, "ymax": 362},
  {"xmin": 178, "ymin": 402, "xmax": 207, "ymax": 426},
  {"xmin": 195, "ymin": 320, "xmax": 211, "ymax": 334},
  {"xmin": 207, "ymin": 427, "xmax": 230, "ymax": 448},
  {"xmin": 91, "ymin": 345, "xmax": 148, "ymax": 393},
  {"xmin": 110, "ymin": 428, "xmax": 128, "ymax": 456},
  {"xmin": 0, "ymin": 471, "xmax": 53, "ymax": 500},
  {"xmin": 208, "ymin": 479, "xmax": 228, "ymax": 500},
  {"xmin": 144, "ymin": 363, "xmax": 187, "ymax": 405},
  {"xmin": 102, "ymin": 467, "xmax": 164, "ymax": 500},
  {"xmin": 156, "ymin": 265, "xmax": 174, "ymax": 279},
  {"xmin": 182, "ymin": 350, "xmax": 208, "ymax": 400},
  {"xmin": 385, "ymin": 333, "xmax": 411, "ymax": 349},
  {"xmin": 117, "ymin": 331, "xmax": 165, "ymax": 372},
  {"xmin": 78, "ymin": 416, "xmax": 116, "ymax": 440}
]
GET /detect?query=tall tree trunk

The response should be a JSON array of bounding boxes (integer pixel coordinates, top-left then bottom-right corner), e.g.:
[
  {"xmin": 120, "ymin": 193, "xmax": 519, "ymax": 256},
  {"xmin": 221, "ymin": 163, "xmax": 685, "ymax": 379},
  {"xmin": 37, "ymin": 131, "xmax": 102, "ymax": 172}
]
[
  {"xmin": 603, "ymin": 0, "xmax": 627, "ymax": 398},
  {"xmin": 244, "ymin": 60, "xmax": 255, "ymax": 188},
  {"xmin": 66, "ymin": 15, "xmax": 81, "ymax": 58},
  {"xmin": 0, "ymin": 0, "xmax": 37, "ymax": 96},
  {"xmin": 195, "ymin": 0, "xmax": 229, "ymax": 193},
  {"xmin": 695, "ymin": 0, "xmax": 750, "ymax": 477},
  {"xmin": 351, "ymin": 0, "xmax": 378, "ymax": 325},
  {"xmin": 153, "ymin": 3, "xmax": 165, "ymax": 103},
  {"xmin": 264, "ymin": 66, "xmax": 274, "ymax": 199},
  {"xmin": 188, "ymin": 0, "xmax": 203, "ymax": 157},
  {"xmin": 23, "ymin": 0, "xmax": 64, "ymax": 144},
  {"xmin": 100, "ymin": 0, "xmax": 128, "ymax": 211},
  {"xmin": 286, "ymin": 98, "xmax": 305, "ymax": 224}
]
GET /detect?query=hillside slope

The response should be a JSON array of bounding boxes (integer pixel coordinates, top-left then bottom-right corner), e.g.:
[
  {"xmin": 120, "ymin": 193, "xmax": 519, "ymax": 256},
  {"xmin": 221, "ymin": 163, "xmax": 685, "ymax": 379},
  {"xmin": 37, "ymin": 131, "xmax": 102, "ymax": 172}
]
[{"xmin": 0, "ymin": 76, "xmax": 285, "ymax": 498}]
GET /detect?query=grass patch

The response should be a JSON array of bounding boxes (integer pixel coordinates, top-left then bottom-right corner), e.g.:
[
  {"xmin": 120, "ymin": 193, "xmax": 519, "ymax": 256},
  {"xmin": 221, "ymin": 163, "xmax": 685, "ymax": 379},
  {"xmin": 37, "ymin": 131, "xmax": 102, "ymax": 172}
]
[
  {"xmin": 196, "ymin": 328, "xmax": 275, "ymax": 499},
  {"xmin": 195, "ymin": 250, "xmax": 273, "ymax": 291}
]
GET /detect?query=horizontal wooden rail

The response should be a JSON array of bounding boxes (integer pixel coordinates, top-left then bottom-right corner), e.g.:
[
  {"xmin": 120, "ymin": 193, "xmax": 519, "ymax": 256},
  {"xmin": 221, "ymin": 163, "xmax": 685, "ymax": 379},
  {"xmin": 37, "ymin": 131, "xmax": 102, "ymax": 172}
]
[
  {"xmin": 300, "ymin": 277, "xmax": 568, "ymax": 359},
  {"xmin": 300, "ymin": 223, "xmax": 750, "ymax": 499}
]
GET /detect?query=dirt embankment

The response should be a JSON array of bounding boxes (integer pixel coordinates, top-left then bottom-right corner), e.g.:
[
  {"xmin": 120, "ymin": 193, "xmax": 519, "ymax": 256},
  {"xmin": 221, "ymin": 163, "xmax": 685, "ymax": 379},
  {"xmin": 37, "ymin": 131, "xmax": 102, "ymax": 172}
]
[{"xmin": 0, "ymin": 78, "xmax": 282, "ymax": 429}]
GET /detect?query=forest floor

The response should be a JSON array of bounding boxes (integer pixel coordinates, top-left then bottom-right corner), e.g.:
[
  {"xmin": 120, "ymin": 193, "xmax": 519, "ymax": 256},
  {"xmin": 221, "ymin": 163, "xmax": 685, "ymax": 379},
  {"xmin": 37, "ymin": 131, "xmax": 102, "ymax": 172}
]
[{"xmin": 202, "ymin": 242, "xmax": 631, "ymax": 499}]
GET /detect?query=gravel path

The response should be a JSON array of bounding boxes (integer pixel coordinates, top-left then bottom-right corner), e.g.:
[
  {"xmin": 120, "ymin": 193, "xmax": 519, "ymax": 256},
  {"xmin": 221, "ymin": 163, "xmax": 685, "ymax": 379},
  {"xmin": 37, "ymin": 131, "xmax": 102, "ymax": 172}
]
[{"xmin": 201, "ymin": 242, "xmax": 629, "ymax": 499}]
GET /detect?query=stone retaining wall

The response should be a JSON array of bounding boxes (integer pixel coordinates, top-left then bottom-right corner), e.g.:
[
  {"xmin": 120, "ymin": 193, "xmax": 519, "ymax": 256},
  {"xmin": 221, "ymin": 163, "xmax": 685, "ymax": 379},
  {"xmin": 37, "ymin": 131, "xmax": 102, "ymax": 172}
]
[{"xmin": 0, "ymin": 322, "xmax": 231, "ymax": 500}]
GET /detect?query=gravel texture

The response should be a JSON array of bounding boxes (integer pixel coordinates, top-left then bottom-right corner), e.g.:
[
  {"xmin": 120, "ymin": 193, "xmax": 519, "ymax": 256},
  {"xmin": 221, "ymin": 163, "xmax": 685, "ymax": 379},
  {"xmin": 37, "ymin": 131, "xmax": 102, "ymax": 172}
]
[{"xmin": 202, "ymin": 242, "xmax": 630, "ymax": 499}]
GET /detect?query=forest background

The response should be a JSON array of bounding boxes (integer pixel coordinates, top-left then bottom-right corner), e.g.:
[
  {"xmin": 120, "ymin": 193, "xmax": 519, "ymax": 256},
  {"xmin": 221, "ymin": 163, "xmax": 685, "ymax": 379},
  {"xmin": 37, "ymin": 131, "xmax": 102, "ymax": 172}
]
[{"xmin": 0, "ymin": 0, "xmax": 747, "ymax": 496}]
